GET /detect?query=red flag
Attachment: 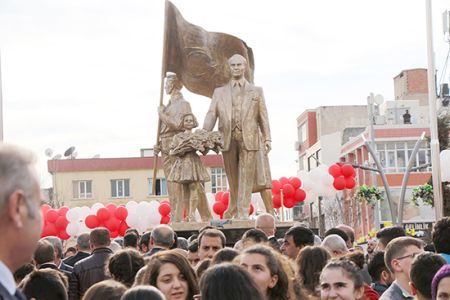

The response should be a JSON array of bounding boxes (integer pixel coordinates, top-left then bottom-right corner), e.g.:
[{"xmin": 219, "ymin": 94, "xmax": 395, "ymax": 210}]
[{"xmin": 163, "ymin": 1, "xmax": 255, "ymax": 98}]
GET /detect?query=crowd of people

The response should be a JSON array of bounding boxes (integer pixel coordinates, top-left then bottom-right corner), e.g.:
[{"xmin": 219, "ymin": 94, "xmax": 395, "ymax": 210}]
[{"xmin": 1, "ymin": 145, "xmax": 450, "ymax": 300}]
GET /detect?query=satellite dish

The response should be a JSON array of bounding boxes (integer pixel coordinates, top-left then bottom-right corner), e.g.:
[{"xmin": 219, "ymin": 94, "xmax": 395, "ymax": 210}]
[
  {"xmin": 64, "ymin": 146, "xmax": 76, "ymax": 157},
  {"xmin": 374, "ymin": 94, "xmax": 384, "ymax": 105},
  {"xmin": 93, "ymin": 154, "xmax": 100, "ymax": 159},
  {"xmin": 44, "ymin": 148, "xmax": 53, "ymax": 157},
  {"xmin": 52, "ymin": 154, "xmax": 62, "ymax": 160}
]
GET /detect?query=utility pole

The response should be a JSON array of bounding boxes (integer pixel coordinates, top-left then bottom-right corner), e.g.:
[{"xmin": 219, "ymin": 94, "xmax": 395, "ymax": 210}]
[{"xmin": 425, "ymin": 0, "xmax": 443, "ymax": 220}]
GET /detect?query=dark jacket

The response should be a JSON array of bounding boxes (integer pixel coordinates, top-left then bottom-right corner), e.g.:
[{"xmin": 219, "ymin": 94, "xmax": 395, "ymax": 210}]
[
  {"xmin": 63, "ymin": 252, "xmax": 90, "ymax": 267},
  {"xmin": 39, "ymin": 262, "xmax": 71, "ymax": 278},
  {"xmin": 144, "ymin": 247, "xmax": 166, "ymax": 257},
  {"xmin": 59, "ymin": 261, "xmax": 73, "ymax": 273},
  {"xmin": 68, "ymin": 247, "xmax": 113, "ymax": 300}
]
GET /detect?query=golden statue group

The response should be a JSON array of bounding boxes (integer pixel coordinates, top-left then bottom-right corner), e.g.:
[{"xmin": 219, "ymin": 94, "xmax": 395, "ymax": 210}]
[{"xmin": 154, "ymin": 2, "xmax": 274, "ymax": 222}]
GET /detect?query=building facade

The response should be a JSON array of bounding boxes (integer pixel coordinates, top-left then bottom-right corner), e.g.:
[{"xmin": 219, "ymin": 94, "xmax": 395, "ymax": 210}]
[{"xmin": 47, "ymin": 153, "xmax": 226, "ymax": 208}]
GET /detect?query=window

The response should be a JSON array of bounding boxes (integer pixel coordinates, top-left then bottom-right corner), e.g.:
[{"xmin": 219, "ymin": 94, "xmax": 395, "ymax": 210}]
[
  {"xmin": 298, "ymin": 123, "xmax": 308, "ymax": 143},
  {"xmin": 111, "ymin": 179, "xmax": 130, "ymax": 198},
  {"xmin": 375, "ymin": 141, "xmax": 431, "ymax": 173},
  {"xmin": 211, "ymin": 168, "xmax": 228, "ymax": 193},
  {"xmin": 72, "ymin": 180, "xmax": 92, "ymax": 199},
  {"xmin": 148, "ymin": 178, "xmax": 168, "ymax": 196}
]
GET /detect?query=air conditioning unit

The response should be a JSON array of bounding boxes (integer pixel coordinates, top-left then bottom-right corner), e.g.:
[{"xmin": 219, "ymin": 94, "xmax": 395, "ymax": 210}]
[{"xmin": 294, "ymin": 141, "xmax": 301, "ymax": 150}]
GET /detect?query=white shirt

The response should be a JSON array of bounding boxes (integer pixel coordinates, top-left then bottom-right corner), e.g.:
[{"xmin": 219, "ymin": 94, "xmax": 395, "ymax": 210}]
[{"xmin": 0, "ymin": 260, "xmax": 16, "ymax": 296}]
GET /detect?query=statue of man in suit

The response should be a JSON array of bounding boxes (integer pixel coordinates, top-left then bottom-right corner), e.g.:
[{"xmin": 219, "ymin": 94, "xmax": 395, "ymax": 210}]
[{"xmin": 203, "ymin": 54, "xmax": 272, "ymax": 219}]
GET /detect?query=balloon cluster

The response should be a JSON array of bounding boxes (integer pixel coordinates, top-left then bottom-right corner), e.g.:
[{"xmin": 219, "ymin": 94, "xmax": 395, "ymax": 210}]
[
  {"xmin": 41, "ymin": 205, "xmax": 70, "ymax": 240},
  {"xmin": 271, "ymin": 176, "xmax": 306, "ymax": 209},
  {"xmin": 328, "ymin": 163, "xmax": 356, "ymax": 190},
  {"xmin": 84, "ymin": 203, "xmax": 130, "ymax": 238},
  {"xmin": 158, "ymin": 200, "xmax": 171, "ymax": 224},
  {"xmin": 212, "ymin": 191, "xmax": 254, "ymax": 219}
]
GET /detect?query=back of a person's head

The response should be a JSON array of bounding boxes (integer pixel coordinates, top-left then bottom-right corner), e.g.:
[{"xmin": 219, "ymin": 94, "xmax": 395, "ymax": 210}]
[
  {"xmin": 43, "ymin": 236, "xmax": 64, "ymax": 259},
  {"xmin": 34, "ymin": 239, "xmax": 55, "ymax": 265},
  {"xmin": 242, "ymin": 228, "xmax": 268, "ymax": 246},
  {"xmin": 120, "ymin": 285, "xmax": 166, "ymax": 300},
  {"xmin": 336, "ymin": 224, "xmax": 355, "ymax": 244},
  {"xmin": 368, "ymin": 251, "xmax": 387, "ymax": 282},
  {"xmin": 410, "ymin": 252, "xmax": 446, "ymax": 299},
  {"xmin": 199, "ymin": 263, "xmax": 263, "ymax": 300},
  {"xmin": 14, "ymin": 263, "xmax": 35, "ymax": 284},
  {"xmin": 124, "ymin": 233, "xmax": 139, "ymax": 248},
  {"xmin": 384, "ymin": 236, "xmax": 425, "ymax": 274},
  {"xmin": 376, "ymin": 226, "xmax": 406, "ymax": 248},
  {"xmin": 77, "ymin": 233, "xmax": 91, "ymax": 251},
  {"xmin": 211, "ymin": 248, "xmax": 239, "ymax": 265},
  {"xmin": 108, "ymin": 248, "xmax": 145, "ymax": 287},
  {"xmin": 20, "ymin": 268, "xmax": 68, "ymax": 300},
  {"xmin": 177, "ymin": 237, "xmax": 189, "ymax": 250},
  {"xmin": 150, "ymin": 224, "xmax": 174, "ymax": 248},
  {"xmin": 195, "ymin": 258, "xmax": 211, "ymax": 280},
  {"xmin": 90, "ymin": 227, "xmax": 111, "ymax": 248},
  {"xmin": 139, "ymin": 231, "xmax": 151, "ymax": 251},
  {"xmin": 432, "ymin": 217, "xmax": 450, "ymax": 255},
  {"xmin": 82, "ymin": 279, "xmax": 127, "ymax": 300},
  {"xmin": 321, "ymin": 234, "xmax": 348, "ymax": 255},
  {"xmin": 125, "ymin": 228, "xmax": 140, "ymax": 239},
  {"xmin": 285, "ymin": 226, "xmax": 314, "ymax": 247},
  {"xmin": 324, "ymin": 228, "xmax": 349, "ymax": 245},
  {"xmin": 343, "ymin": 250, "xmax": 365, "ymax": 269},
  {"xmin": 188, "ymin": 239, "xmax": 199, "ymax": 252},
  {"xmin": 296, "ymin": 245, "xmax": 330, "ymax": 294}
]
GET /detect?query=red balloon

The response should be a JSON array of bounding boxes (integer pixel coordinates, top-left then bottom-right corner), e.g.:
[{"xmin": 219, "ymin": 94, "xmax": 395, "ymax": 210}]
[
  {"xmin": 41, "ymin": 223, "xmax": 58, "ymax": 237},
  {"xmin": 272, "ymin": 180, "xmax": 282, "ymax": 195},
  {"xmin": 110, "ymin": 230, "xmax": 119, "ymax": 238},
  {"xmin": 345, "ymin": 177, "xmax": 356, "ymax": 189},
  {"xmin": 160, "ymin": 215, "xmax": 170, "ymax": 224},
  {"xmin": 221, "ymin": 192, "xmax": 230, "ymax": 207},
  {"xmin": 294, "ymin": 189, "xmax": 306, "ymax": 202},
  {"xmin": 283, "ymin": 197, "xmax": 295, "ymax": 208},
  {"xmin": 282, "ymin": 184, "xmax": 295, "ymax": 198},
  {"xmin": 161, "ymin": 200, "xmax": 170, "ymax": 205},
  {"xmin": 214, "ymin": 191, "xmax": 224, "ymax": 202},
  {"xmin": 333, "ymin": 176, "xmax": 346, "ymax": 190},
  {"xmin": 41, "ymin": 204, "xmax": 51, "ymax": 214},
  {"xmin": 96, "ymin": 208, "xmax": 111, "ymax": 221},
  {"xmin": 46, "ymin": 209, "xmax": 59, "ymax": 223},
  {"xmin": 106, "ymin": 204, "xmax": 117, "ymax": 214},
  {"xmin": 158, "ymin": 203, "xmax": 171, "ymax": 216},
  {"xmin": 105, "ymin": 217, "xmax": 121, "ymax": 232},
  {"xmin": 118, "ymin": 221, "xmax": 129, "ymax": 236},
  {"xmin": 350, "ymin": 167, "xmax": 356, "ymax": 178},
  {"xmin": 249, "ymin": 204, "xmax": 254, "ymax": 216},
  {"xmin": 341, "ymin": 164, "xmax": 355, "ymax": 178},
  {"xmin": 272, "ymin": 194, "xmax": 281, "ymax": 209},
  {"xmin": 289, "ymin": 177, "xmax": 302, "ymax": 190},
  {"xmin": 85, "ymin": 214, "xmax": 100, "ymax": 229},
  {"xmin": 55, "ymin": 216, "xmax": 69, "ymax": 230},
  {"xmin": 115, "ymin": 206, "xmax": 128, "ymax": 220},
  {"xmin": 58, "ymin": 230, "xmax": 70, "ymax": 240},
  {"xmin": 58, "ymin": 206, "xmax": 69, "ymax": 216},
  {"xmin": 328, "ymin": 164, "xmax": 343, "ymax": 178},
  {"xmin": 279, "ymin": 177, "xmax": 290, "ymax": 186},
  {"xmin": 213, "ymin": 202, "xmax": 226, "ymax": 215}
]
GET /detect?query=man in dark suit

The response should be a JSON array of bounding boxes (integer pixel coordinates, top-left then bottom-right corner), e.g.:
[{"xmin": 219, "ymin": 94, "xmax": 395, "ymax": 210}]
[
  {"xmin": 69, "ymin": 228, "xmax": 113, "ymax": 300},
  {"xmin": 43, "ymin": 236, "xmax": 73, "ymax": 273},
  {"xmin": 144, "ymin": 225, "xmax": 174, "ymax": 257},
  {"xmin": 33, "ymin": 239, "xmax": 71, "ymax": 278},
  {"xmin": 203, "ymin": 54, "xmax": 272, "ymax": 219},
  {"xmin": 0, "ymin": 144, "xmax": 43, "ymax": 300},
  {"xmin": 63, "ymin": 233, "xmax": 90, "ymax": 267}
]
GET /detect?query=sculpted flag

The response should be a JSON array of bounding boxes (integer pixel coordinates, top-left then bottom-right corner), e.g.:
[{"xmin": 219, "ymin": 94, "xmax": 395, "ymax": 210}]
[{"xmin": 163, "ymin": 1, "xmax": 255, "ymax": 98}]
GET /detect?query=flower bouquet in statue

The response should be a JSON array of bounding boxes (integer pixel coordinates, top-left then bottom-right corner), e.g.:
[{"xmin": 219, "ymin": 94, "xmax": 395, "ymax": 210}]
[{"xmin": 169, "ymin": 130, "xmax": 223, "ymax": 157}]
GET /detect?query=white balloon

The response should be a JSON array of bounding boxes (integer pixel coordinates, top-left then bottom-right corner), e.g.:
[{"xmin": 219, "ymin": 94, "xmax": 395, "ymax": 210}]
[
  {"xmin": 126, "ymin": 214, "xmax": 139, "ymax": 228},
  {"xmin": 322, "ymin": 173, "xmax": 334, "ymax": 187},
  {"xmin": 91, "ymin": 203, "xmax": 104, "ymax": 214},
  {"xmin": 66, "ymin": 222, "xmax": 79, "ymax": 236},
  {"xmin": 79, "ymin": 206, "xmax": 91, "ymax": 219},
  {"xmin": 66, "ymin": 208, "xmax": 80, "ymax": 222},
  {"xmin": 126, "ymin": 201, "xmax": 138, "ymax": 212},
  {"xmin": 302, "ymin": 177, "xmax": 314, "ymax": 191}
]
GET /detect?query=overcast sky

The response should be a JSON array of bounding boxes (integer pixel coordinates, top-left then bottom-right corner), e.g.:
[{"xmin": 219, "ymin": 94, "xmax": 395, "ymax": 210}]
[{"xmin": 1, "ymin": 0, "xmax": 449, "ymax": 188}]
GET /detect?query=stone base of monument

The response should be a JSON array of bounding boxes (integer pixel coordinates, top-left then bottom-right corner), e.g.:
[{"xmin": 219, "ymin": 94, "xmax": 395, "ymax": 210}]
[{"xmin": 171, "ymin": 219, "xmax": 297, "ymax": 246}]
